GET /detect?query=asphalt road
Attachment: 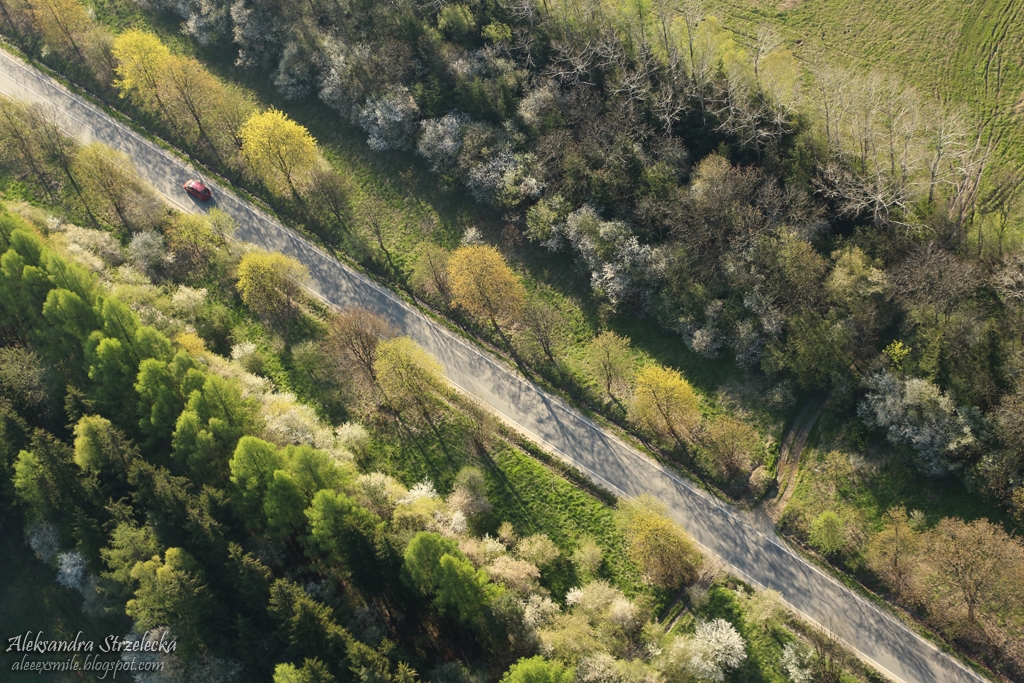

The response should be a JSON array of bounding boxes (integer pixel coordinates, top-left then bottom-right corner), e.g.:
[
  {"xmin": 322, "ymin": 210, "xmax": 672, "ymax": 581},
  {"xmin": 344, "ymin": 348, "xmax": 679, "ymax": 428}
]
[{"xmin": 0, "ymin": 49, "xmax": 988, "ymax": 683}]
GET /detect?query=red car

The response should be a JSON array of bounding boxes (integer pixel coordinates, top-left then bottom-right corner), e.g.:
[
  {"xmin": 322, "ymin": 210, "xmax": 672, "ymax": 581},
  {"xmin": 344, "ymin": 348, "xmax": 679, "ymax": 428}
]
[{"xmin": 183, "ymin": 179, "xmax": 212, "ymax": 201}]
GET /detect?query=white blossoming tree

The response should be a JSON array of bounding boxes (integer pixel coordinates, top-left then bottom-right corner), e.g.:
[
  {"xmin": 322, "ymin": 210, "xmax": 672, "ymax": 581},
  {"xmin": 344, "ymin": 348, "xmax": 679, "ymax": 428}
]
[
  {"xmin": 859, "ymin": 370, "xmax": 976, "ymax": 475},
  {"xmin": 359, "ymin": 86, "xmax": 420, "ymax": 151},
  {"xmin": 418, "ymin": 113, "xmax": 466, "ymax": 173},
  {"xmin": 667, "ymin": 619, "xmax": 747, "ymax": 682}
]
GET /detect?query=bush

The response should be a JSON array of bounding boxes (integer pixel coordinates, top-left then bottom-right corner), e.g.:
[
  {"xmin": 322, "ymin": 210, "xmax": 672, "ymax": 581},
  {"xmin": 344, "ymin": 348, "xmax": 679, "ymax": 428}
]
[{"xmin": 809, "ymin": 511, "xmax": 846, "ymax": 557}]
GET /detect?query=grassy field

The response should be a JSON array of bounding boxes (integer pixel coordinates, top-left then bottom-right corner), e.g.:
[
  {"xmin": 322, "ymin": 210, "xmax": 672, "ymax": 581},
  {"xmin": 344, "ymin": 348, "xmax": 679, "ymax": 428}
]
[{"xmin": 704, "ymin": 0, "xmax": 1024, "ymax": 165}]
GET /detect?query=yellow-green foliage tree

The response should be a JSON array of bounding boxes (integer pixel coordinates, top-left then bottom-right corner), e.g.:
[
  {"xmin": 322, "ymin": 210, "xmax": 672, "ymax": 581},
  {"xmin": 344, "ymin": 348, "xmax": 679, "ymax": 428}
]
[
  {"xmin": 447, "ymin": 244, "xmax": 526, "ymax": 335},
  {"xmin": 239, "ymin": 109, "xmax": 319, "ymax": 198},
  {"xmin": 72, "ymin": 142, "xmax": 163, "ymax": 232},
  {"xmin": 699, "ymin": 415, "xmax": 762, "ymax": 484},
  {"xmin": 112, "ymin": 30, "xmax": 253, "ymax": 165},
  {"xmin": 235, "ymin": 250, "xmax": 308, "ymax": 320},
  {"xmin": 629, "ymin": 365, "xmax": 701, "ymax": 447},
  {"xmin": 112, "ymin": 29, "xmax": 171, "ymax": 117},
  {"xmin": 28, "ymin": 0, "xmax": 92, "ymax": 63},
  {"xmin": 160, "ymin": 54, "xmax": 222, "ymax": 153},
  {"xmin": 166, "ymin": 213, "xmax": 217, "ymax": 265},
  {"xmin": 616, "ymin": 495, "xmax": 702, "ymax": 589},
  {"xmin": 126, "ymin": 547, "xmax": 213, "ymax": 657},
  {"xmin": 373, "ymin": 336, "xmax": 446, "ymax": 419},
  {"xmin": 584, "ymin": 331, "xmax": 634, "ymax": 400}
]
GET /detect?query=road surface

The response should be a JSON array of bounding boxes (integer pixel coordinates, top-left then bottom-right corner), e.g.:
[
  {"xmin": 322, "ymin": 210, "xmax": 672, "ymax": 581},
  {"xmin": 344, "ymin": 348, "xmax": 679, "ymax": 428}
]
[{"xmin": 0, "ymin": 48, "xmax": 987, "ymax": 683}]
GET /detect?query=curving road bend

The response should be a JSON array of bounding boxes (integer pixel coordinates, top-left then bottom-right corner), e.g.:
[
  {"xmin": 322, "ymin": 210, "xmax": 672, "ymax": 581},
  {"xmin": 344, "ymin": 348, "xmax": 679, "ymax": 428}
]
[{"xmin": 0, "ymin": 48, "xmax": 988, "ymax": 683}]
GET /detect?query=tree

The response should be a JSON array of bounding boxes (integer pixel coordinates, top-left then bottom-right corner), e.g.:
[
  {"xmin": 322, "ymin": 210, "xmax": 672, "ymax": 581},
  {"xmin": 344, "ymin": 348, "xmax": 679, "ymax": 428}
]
[
  {"xmin": 274, "ymin": 660, "xmax": 337, "ymax": 683},
  {"xmin": 13, "ymin": 431, "xmax": 83, "ymax": 523},
  {"xmin": 736, "ymin": 588, "xmax": 785, "ymax": 632},
  {"xmin": 809, "ymin": 511, "xmax": 846, "ymax": 557},
  {"xmin": 264, "ymin": 469, "xmax": 307, "ymax": 542},
  {"xmin": 405, "ymin": 532, "xmax": 505, "ymax": 626},
  {"xmin": 307, "ymin": 163, "xmax": 351, "ymax": 240},
  {"xmin": 810, "ymin": 624, "xmax": 848, "ymax": 683},
  {"xmin": 780, "ymin": 641, "xmax": 814, "ymax": 683},
  {"xmin": 410, "ymin": 243, "xmax": 452, "ymax": 303},
  {"xmin": 571, "ymin": 537, "xmax": 603, "ymax": 580},
  {"xmin": 417, "ymin": 114, "xmax": 465, "ymax": 173},
  {"xmin": 206, "ymin": 207, "xmax": 236, "ymax": 245},
  {"xmin": 501, "ymin": 657, "xmax": 574, "ymax": 683},
  {"xmin": 239, "ymin": 108, "xmax": 319, "ymax": 198},
  {"xmin": 166, "ymin": 212, "xmax": 217, "ymax": 265},
  {"xmin": 629, "ymin": 364, "xmax": 701, "ymax": 447},
  {"xmin": 126, "ymin": 547, "xmax": 215, "ymax": 657},
  {"xmin": 615, "ymin": 495, "xmax": 702, "ymax": 588},
  {"xmin": 235, "ymin": 250, "xmax": 308, "ymax": 321},
  {"xmin": 268, "ymin": 579, "xmax": 353, "ymax": 676},
  {"xmin": 584, "ymin": 331, "xmax": 634, "ymax": 400},
  {"xmin": 324, "ymin": 307, "xmax": 397, "ymax": 385},
  {"xmin": 403, "ymin": 531, "xmax": 460, "ymax": 593},
  {"xmin": 134, "ymin": 352, "xmax": 196, "ymax": 450},
  {"xmin": 0, "ymin": 346, "xmax": 49, "ymax": 412},
  {"xmin": 515, "ymin": 533, "xmax": 560, "ymax": 567},
  {"xmin": 686, "ymin": 619, "xmax": 747, "ymax": 681},
  {"xmin": 171, "ymin": 372, "xmax": 258, "ymax": 486},
  {"xmin": 865, "ymin": 506, "xmax": 920, "ymax": 598},
  {"xmin": 699, "ymin": 416, "xmax": 761, "ymax": 484},
  {"xmin": 922, "ymin": 517, "xmax": 1023, "ymax": 626},
  {"xmin": 433, "ymin": 553, "xmax": 501, "ymax": 625},
  {"xmin": 438, "ymin": 4, "xmax": 475, "ymax": 39},
  {"xmin": 775, "ymin": 311, "xmax": 853, "ymax": 390},
  {"xmin": 304, "ymin": 489, "xmax": 379, "ymax": 583},
  {"xmin": 859, "ymin": 371, "xmax": 976, "ymax": 476},
  {"xmin": 100, "ymin": 522, "xmax": 160, "ymax": 599},
  {"xmin": 73, "ymin": 143, "xmax": 162, "ymax": 232},
  {"xmin": 73, "ymin": 414, "xmax": 137, "ymax": 482},
  {"xmin": 26, "ymin": 105, "xmax": 82, "ymax": 197},
  {"xmin": 520, "ymin": 299, "xmax": 567, "ymax": 366},
  {"xmin": 112, "ymin": 30, "xmax": 171, "ymax": 118},
  {"xmin": 28, "ymin": 0, "xmax": 91, "ymax": 63},
  {"xmin": 373, "ymin": 337, "xmax": 446, "ymax": 419},
  {"xmin": 447, "ymin": 244, "xmax": 527, "ymax": 337},
  {"xmin": 0, "ymin": 100, "xmax": 55, "ymax": 201},
  {"xmin": 358, "ymin": 86, "xmax": 419, "ymax": 151},
  {"xmin": 228, "ymin": 436, "xmax": 283, "ymax": 514},
  {"xmin": 158, "ymin": 53, "xmax": 226, "ymax": 157}
]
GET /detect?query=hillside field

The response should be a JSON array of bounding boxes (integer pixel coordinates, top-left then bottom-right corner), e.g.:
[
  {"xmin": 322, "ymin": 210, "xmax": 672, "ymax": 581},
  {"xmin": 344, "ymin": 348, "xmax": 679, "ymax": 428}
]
[{"xmin": 705, "ymin": 0, "xmax": 1024, "ymax": 163}]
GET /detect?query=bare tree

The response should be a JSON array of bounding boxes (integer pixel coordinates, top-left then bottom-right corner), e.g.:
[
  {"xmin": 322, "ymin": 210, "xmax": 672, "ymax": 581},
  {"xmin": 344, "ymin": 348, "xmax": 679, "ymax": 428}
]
[
  {"xmin": 678, "ymin": 0, "xmax": 704, "ymax": 83},
  {"xmin": 811, "ymin": 622, "xmax": 849, "ymax": 683},
  {"xmin": 324, "ymin": 307, "xmax": 398, "ymax": 385},
  {"xmin": 521, "ymin": 299, "xmax": 567, "ymax": 365},
  {"xmin": 924, "ymin": 103, "xmax": 969, "ymax": 207},
  {"xmin": 977, "ymin": 163, "xmax": 1023, "ymax": 258},
  {"xmin": 752, "ymin": 25, "xmax": 781, "ymax": 78}
]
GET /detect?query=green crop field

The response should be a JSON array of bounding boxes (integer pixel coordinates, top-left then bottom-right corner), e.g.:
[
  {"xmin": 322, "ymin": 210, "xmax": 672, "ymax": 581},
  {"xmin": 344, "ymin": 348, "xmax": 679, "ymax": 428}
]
[{"xmin": 704, "ymin": 0, "xmax": 1024, "ymax": 163}]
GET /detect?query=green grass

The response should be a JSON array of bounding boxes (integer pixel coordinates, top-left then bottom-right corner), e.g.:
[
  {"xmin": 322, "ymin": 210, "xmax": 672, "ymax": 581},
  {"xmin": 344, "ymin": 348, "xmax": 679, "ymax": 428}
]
[
  {"xmin": 694, "ymin": 584, "xmax": 790, "ymax": 683},
  {"xmin": 357, "ymin": 410, "xmax": 657, "ymax": 602},
  {"xmin": 704, "ymin": 0, "xmax": 1024, "ymax": 166},
  {"xmin": 784, "ymin": 411, "xmax": 1016, "ymax": 542},
  {"xmin": 0, "ymin": 524, "xmax": 130, "ymax": 683}
]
